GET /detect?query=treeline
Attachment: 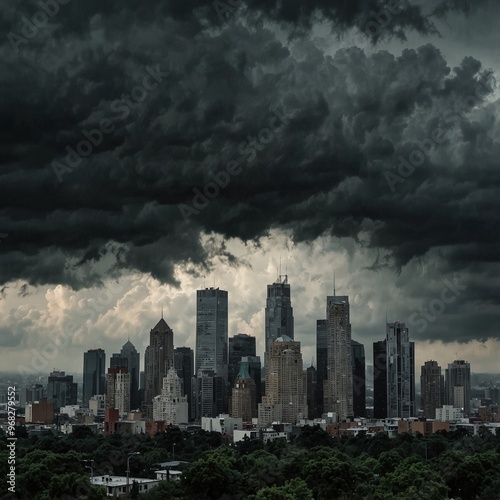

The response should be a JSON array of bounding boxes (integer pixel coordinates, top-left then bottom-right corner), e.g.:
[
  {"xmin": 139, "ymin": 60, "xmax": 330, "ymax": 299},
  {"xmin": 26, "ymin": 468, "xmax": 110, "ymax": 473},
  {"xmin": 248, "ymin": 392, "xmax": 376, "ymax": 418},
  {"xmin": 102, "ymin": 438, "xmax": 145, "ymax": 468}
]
[{"xmin": 1, "ymin": 425, "xmax": 500, "ymax": 499}]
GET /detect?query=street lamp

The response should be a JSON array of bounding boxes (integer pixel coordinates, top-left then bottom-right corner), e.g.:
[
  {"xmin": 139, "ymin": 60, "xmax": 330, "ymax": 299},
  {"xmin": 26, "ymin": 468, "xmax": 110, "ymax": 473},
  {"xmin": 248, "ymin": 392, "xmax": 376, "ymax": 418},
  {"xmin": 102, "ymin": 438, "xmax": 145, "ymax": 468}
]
[
  {"xmin": 126, "ymin": 452, "xmax": 140, "ymax": 494},
  {"xmin": 172, "ymin": 443, "xmax": 176, "ymax": 461},
  {"xmin": 83, "ymin": 460, "xmax": 94, "ymax": 481}
]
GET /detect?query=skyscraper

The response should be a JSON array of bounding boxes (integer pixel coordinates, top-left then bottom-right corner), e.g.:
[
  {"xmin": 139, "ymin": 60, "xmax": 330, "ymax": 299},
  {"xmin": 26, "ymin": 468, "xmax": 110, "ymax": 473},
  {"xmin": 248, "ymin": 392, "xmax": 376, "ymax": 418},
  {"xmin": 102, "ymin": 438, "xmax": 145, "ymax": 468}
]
[
  {"xmin": 316, "ymin": 319, "xmax": 328, "ymax": 416},
  {"xmin": 191, "ymin": 370, "xmax": 225, "ymax": 420},
  {"xmin": 174, "ymin": 348, "xmax": 194, "ymax": 406},
  {"xmin": 351, "ymin": 340, "xmax": 366, "ymax": 418},
  {"xmin": 196, "ymin": 287, "xmax": 228, "ymax": 381},
  {"xmin": 306, "ymin": 365, "xmax": 318, "ymax": 419},
  {"xmin": 47, "ymin": 370, "xmax": 77, "ymax": 411},
  {"xmin": 386, "ymin": 321, "xmax": 415, "ymax": 418},
  {"xmin": 144, "ymin": 316, "xmax": 174, "ymax": 418},
  {"xmin": 231, "ymin": 360, "xmax": 257, "ymax": 421},
  {"xmin": 421, "ymin": 360, "xmax": 444, "ymax": 419},
  {"xmin": 373, "ymin": 340, "xmax": 387, "ymax": 419},
  {"xmin": 83, "ymin": 348, "xmax": 106, "ymax": 407},
  {"xmin": 241, "ymin": 356, "xmax": 262, "ymax": 406},
  {"xmin": 228, "ymin": 334, "xmax": 256, "ymax": 390},
  {"xmin": 264, "ymin": 275, "xmax": 294, "ymax": 366},
  {"xmin": 259, "ymin": 336, "xmax": 307, "ymax": 425},
  {"xmin": 445, "ymin": 360, "xmax": 471, "ymax": 416},
  {"xmin": 120, "ymin": 340, "xmax": 140, "ymax": 411},
  {"xmin": 106, "ymin": 367, "xmax": 130, "ymax": 417},
  {"xmin": 324, "ymin": 296, "xmax": 353, "ymax": 421},
  {"xmin": 153, "ymin": 367, "xmax": 189, "ymax": 424}
]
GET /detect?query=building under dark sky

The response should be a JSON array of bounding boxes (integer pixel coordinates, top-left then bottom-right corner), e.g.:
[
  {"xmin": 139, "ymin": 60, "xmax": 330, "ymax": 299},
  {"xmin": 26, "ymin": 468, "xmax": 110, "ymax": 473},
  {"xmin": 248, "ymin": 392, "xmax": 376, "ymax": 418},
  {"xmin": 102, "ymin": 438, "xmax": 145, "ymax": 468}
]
[{"xmin": 83, "ymin": 348, "xmax": 106, "ymax": 408}]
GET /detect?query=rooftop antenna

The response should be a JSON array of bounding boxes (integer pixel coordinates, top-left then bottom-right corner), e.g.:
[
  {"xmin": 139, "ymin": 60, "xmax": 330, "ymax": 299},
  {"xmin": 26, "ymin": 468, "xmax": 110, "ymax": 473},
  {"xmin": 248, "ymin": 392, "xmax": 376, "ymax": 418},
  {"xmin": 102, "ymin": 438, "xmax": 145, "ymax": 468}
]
[
  {"xmin": 333, "ymin": 269, "xmax": 336, "ymax": 296},
  {"xmin": 279, "ymin": 256, "xmax": 282, "ymax": 278},
  {"xmin": 203, "ymin": 275, "xmax": 206, "ymax": 288},
  {"xmin": 161, "ymin": 305, "xmax": 163, "ymax": 319},
  {"xmin": 385, "ymin": 304, "xmax": 388, "ymax": 324}
]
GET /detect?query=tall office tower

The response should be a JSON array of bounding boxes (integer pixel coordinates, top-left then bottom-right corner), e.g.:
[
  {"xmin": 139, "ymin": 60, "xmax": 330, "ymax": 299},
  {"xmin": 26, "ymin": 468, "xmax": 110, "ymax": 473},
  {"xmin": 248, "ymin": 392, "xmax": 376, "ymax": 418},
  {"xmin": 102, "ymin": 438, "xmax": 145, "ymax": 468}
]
[
  {"xmin": 83, "ymin": 348, "xmax": 106, "ymax": 407},
  {"xmin": 241, "ymin": 356, "xmax": 262, "ymax": 406},
  {"xmin": 196, "ymin": 287, "xmax": 228, "ymax": 379},
  {"xmin": 145, "ymin": 316, "xmax": 174, "ymax": 418},
  {"xmin": 386, "ymin": 321, "xmax": 415, "ymax": 418},
  {"xmin": 110, "ymin": 353, "xmax": 127, "ymax": 368},
  {"xmin": 324, "ymin": 296, "xmax": 353, "ymax": 421},
  {"xmin": 316, "ymin": 319, "xmax": 328, "ymax": 415},
  {"xmin": 260, "ymin": 336, "xmax": 307, "ymax": 425},
  {"xmin": 445, "ymin": 360, "xmax": 471, "ymax": 416},
  {"xmin": 421, "ymin": 360, "xmax": 444, "ymax": 419},
  {"xmin": 231, "ymin": 360, "xmax": 257, "ymax": 421},
  {"xmin": 25, "ymin": 384, "xmax": 45, "ymax": 404},
  {"xmin": 191, "ymin": 370, "xmax": 225, "ymax": 420},
  {"xmin": 228, "ymin": 334, "xmax": 256, "ymax": 390},
  {"xmin": 120, "ymin": 340, "xmax": 140, "ymax": 411},
  {"xmin": 264, "ymin": 275, "xmax": 294, "ymax": 366},
  {"xmin": 153, "ymin": 367, "xmax": 189, "ymax": 424},
  {"xmin": 174, "ymin": 347, "xmax": 194, "ymax": 418},
  {"xmin": 306, "ymin": 365, "xmax": 318, "ymax": 419},
  {"xmin": 351, "ymin": 340, "xmax": 366, "ymax": 418},
  {"xmin": 46, "ymin": 370, "xmax": 78, "ymax": 411},
  {"xmin": 106, "ymin": 367, "xmax": 130, "ymax": 417},
  {"xmin": 373, "ymin": 340, "xmax": 388, "ymax": 419}
]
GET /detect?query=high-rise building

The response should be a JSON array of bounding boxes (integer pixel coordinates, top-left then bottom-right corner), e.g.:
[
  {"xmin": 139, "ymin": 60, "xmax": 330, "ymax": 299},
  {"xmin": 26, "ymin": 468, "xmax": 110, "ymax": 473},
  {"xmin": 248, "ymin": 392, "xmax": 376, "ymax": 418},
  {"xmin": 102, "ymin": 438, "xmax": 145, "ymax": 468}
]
[
  {"xmin": 259, "ymin": 336, "xmax": 307, "ymax": 426},
  {"xmin": 196, "ymin": 288, "xmax": 228, "ymax": 381},
  {"xmin": 110, "ymin": 354, "xmax": 128, "ymax": 369},
  {"xmin": 25, "ymin": 384, "xmax": 45, "ymax": 404},
  {"xmin": 241, "ymin": 356, "xmax": 262, "ymax": 406},
  {"xmin": 191, "ymin": 370, "xmax": 225, "ymax": 420},
  {"xmin": 351, "ymin": 340, "xmax": 366, "ymax": 418},
  {"xmin": 228, "ymin": 334, "xmax": 256, "ymax": 390},
  {"xmin": 324, "ymin": 296, "xmax": 353, "ymax": 421},
  {"xmin": 174, "ymin": 347, "xmax": 194, "ymax": 418},
  {"xmin": 306, "ymin": 365, "xmax": 318, "ymax": 419},
  {"xmin": 445, "ymin": 360, "xmax": 471, "ymax": 416},
  {"xmin": 316, "ymin": 319, "xmax": 328, "ymax": 415},
  {"xmin": 264, "ymin": 275, "xmax": 294, "ymax": 366},
  {"xmin": 231, "ymin": 360, "xmax": 257, "ymax": 421},
  {"xmin": 153, "ymin": 367, "xmax": 189, "ymax": 424},
  {"xmin": 83, "ymin": 349, "xmax": 106, "ymax": 407},
  {"xmin": 421, "ymin": 360, "xmax": 444, "ymax": 419},
  {"xmin": 144, "ymin": 316, "xmax": 174, "ymax": 418},
  {"xmin": 47, "ymin": 370, "xmax": 77, "ymax": 411},
  {"xmin": 386, "ymin": 321, "xmax": 415, "ymax": 418},
  {"xmin": 373, "ymin": 340, "xmax": 387, "ymax": 419},
  {"xmin": 120, "ymin": 340, "xmax": 140, "ymax": 411},
  {"xmin": 106, "ymin": 367, "xmax": 130, "ymax": 417}
]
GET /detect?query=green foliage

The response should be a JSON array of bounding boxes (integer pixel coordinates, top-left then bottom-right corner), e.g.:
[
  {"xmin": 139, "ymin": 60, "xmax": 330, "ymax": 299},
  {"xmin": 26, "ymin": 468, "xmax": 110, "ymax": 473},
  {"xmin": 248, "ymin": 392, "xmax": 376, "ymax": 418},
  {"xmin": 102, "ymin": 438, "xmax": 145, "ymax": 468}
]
[
  {"xmin": 7, "ymin": 423, "xmax": 500, "ymax": 499},
  {"xmin": 249, "ymin": 478, "xmax": 314, "ymax": 500}
]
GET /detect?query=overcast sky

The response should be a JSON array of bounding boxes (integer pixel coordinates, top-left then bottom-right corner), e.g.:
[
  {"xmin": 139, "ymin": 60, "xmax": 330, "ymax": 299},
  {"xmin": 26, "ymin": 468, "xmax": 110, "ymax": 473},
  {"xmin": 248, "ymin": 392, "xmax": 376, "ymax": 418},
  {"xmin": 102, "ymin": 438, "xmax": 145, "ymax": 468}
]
[{"xmin": 1, "ymin": 0, "xmax": 499, "ymax": 377}]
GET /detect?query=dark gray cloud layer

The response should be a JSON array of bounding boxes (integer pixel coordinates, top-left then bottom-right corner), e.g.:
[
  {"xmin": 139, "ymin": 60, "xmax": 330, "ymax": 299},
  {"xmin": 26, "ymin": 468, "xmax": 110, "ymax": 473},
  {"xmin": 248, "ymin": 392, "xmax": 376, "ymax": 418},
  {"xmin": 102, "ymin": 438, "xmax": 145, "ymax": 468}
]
[{"xmin": 1, "ymin": 0, "xmax": 499, "ymax": 343}]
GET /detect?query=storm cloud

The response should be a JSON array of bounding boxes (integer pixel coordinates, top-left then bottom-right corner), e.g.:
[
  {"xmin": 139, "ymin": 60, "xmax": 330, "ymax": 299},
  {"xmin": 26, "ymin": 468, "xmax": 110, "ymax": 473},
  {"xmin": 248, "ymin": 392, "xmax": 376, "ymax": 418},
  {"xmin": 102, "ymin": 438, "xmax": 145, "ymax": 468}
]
[{"xmin": 0, "ymin": 1, "xmax": 499, "ymax": 354}]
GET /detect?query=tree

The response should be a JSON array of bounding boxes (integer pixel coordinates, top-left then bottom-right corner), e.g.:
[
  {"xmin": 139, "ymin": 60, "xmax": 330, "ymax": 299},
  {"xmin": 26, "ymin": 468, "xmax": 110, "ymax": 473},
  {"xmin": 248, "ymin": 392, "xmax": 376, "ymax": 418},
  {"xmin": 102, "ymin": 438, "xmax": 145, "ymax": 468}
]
[
  {"xmin": 249, "ymin": 478, "xmax": 313, "ymax": 500},
  {"xmin": 294, "ymin": 425, "xmax": 334, "ymax": 449},
  {"xmin": 182, "ymin": 447, "xmax": 242, "ymax": 499}
]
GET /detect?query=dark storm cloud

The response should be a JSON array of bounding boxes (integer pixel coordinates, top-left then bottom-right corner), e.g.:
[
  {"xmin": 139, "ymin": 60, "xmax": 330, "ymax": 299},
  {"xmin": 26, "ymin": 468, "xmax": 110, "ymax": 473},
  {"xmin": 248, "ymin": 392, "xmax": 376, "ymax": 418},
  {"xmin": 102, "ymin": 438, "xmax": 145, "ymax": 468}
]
[{"xmin": 1, "ymin": 0, "xmax": 499, "ymax": 344}]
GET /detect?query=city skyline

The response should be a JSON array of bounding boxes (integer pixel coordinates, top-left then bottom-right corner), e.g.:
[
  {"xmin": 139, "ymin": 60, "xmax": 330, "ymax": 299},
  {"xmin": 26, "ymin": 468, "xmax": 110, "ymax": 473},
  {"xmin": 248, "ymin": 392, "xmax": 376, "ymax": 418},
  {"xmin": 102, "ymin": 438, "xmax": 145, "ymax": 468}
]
[{"xmin": 5, "ymin": 268, "xmax": 496, "ymax": 382}]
